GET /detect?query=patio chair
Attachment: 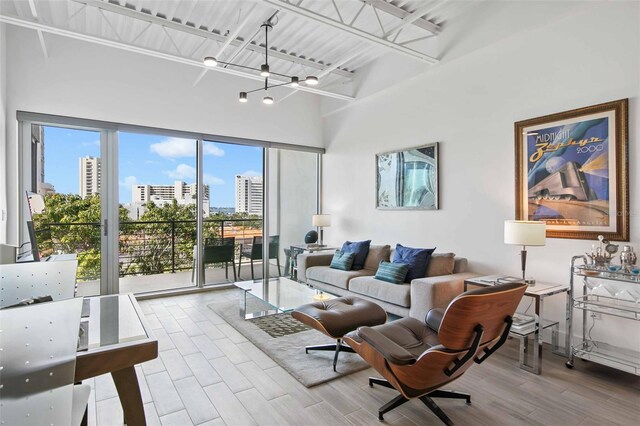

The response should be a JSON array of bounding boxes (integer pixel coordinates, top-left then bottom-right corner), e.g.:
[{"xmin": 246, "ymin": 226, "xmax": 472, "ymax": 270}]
[
  {"xmin": 238, "ymin": 235, "xmax": 281, "ymax": 280},
  {"xmin": 192, "ymin": 237, "xmax": 237, "ymax": 282}
]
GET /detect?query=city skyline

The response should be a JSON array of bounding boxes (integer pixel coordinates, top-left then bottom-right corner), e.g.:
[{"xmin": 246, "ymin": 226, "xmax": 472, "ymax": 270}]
[{"xmin": 40, "ymin": 126, "xmax": 263, "ymax": 207}]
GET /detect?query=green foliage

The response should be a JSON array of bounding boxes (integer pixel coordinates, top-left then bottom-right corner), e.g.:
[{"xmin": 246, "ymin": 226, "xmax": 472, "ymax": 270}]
[
  {"xmin": 33, "ymin": 194, "xmax": 127, "ymax": 280},
  {"xmin": 34, "ymin": 195, "xmax": 263, "ymax": 281}
]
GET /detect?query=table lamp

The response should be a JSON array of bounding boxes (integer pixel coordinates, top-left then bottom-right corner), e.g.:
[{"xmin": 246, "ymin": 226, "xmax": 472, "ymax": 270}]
[
  {"xmin": 312, "ymin": 214, "xmax": 331, "ymax": 246},
  {"xmin": 504, "ymin": 220, "xmax": 546, "ymax": 285}
]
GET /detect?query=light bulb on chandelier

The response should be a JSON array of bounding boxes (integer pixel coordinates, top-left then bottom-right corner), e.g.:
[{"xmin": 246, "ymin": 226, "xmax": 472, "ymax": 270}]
[
  {"xmin": 203, "ymin": 56, "xmax": 218, "ymax": 67},
  {"xmin": 262, "ymin": 96, "xmax": 274, "ymax": 105}
]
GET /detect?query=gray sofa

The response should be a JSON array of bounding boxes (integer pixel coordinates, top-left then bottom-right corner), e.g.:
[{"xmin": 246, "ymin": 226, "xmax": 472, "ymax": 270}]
[{"xmin": 297, "ymin": 245, "xmax": 478, "ymax": 318}]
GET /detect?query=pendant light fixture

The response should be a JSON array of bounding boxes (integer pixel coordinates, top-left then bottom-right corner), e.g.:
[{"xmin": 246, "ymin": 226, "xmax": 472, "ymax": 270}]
[{"xmin": 203, "ymin": 17, "xmax": 318, "ymax": 105}]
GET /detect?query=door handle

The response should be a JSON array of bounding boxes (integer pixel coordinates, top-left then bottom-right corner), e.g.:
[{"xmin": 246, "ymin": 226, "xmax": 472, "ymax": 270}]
[{"xmin": 103, "ymin": 219, "xmax": 108, "ymax": 237}]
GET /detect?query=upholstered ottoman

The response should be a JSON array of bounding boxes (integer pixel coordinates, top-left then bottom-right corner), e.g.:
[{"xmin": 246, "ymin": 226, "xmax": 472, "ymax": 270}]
[{"xmin": 292, "ymin": 296, "xmax": 387, "ymax": 371}]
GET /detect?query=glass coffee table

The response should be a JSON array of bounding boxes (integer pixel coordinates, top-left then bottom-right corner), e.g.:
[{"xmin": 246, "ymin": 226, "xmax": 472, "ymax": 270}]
[{"xmin": 235, "ymin": 277, "xmax": 334, "ymax": 319}]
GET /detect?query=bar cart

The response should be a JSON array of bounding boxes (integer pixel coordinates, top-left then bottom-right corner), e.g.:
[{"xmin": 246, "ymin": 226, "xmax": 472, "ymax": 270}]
[{"xmin": 566, "ymin": 255, "xmax": 640, "ymax": 375}]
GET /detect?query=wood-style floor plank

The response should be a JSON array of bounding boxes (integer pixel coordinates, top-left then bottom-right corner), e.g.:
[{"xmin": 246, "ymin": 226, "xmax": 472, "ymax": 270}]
[{"xmin": 86, "ymin": 291, "xmax": 640, "ymax": 426}]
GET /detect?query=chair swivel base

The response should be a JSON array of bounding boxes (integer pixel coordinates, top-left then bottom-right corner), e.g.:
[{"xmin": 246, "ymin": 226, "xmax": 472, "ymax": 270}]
[
  {"xmin": 369, "ymin": 377, "xmax": 470, "ymax": 425},
  {"xmin": 305, "ymin": 339, "xmax": 355, "ymax": 372}
]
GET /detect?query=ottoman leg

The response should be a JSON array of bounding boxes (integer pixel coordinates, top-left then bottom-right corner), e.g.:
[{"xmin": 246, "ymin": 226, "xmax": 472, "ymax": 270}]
[{"xmin": 305, "ymin": 339, "xmax": 356, "ymax": 372}]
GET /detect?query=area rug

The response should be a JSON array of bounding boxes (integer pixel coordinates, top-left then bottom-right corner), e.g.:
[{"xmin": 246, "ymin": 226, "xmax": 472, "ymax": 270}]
[
  {"xmin": 248, "ymin": 313, "xmax": 311, "ymax": 338},
  {"xmin": 207, "ymin": 291, "xmax": 370, "ymax": 387}
]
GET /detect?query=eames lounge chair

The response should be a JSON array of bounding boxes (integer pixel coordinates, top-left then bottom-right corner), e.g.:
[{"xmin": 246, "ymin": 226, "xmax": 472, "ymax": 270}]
[{"xmin": 344, "ymin": 282, "xmax": 527, "ymax": 425}]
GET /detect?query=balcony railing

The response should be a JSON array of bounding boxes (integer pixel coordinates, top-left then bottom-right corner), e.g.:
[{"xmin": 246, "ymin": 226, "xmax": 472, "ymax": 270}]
[{"xmin": 35, "ymin": 219, "xmax": 262, "ymax": 281}]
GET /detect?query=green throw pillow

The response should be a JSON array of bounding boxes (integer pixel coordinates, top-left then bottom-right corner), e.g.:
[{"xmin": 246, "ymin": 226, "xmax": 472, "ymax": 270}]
[
  {"xmin": 375, "ymin": 261, "xmax": 410, "ymax": 284},
  {"xmin": 330, "ymin": 250, "xmax": 355, "ymax": 271}
]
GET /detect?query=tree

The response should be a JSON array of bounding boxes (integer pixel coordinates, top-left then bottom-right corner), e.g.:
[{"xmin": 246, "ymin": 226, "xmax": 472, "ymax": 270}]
[{"xmin": 32, "ymin": 194, "xmax": 128, "ymax": 280}]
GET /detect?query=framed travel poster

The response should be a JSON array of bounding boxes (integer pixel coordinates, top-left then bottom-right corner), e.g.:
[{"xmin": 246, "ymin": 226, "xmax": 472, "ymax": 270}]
[
  {"xmin": 515, "ymin": 99, "xmax": 629, "ymax": 241},
  {"xmin": 376, "ymin": 143, "xmax": 439, "ymax": 210}
]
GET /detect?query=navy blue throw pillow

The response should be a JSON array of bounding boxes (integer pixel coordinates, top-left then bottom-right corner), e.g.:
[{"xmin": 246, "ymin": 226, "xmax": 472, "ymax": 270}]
[
  {"xmin": 341, "ymin": 240, "xmax": 371, "ymax": 270},
  {"xmin": 393, "ymin": 244, "xmax": 436, "ymax": 283}
]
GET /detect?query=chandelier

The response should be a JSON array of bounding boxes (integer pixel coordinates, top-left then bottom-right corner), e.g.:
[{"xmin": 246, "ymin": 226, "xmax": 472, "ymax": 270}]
[{"xmin": 203, "ymin": 19, "xmax": 319, "ymax": 105}]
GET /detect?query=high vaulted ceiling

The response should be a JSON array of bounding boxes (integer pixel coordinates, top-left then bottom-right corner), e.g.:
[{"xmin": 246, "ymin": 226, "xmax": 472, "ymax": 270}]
[{"xmin": 0, "ymin": 0, "xmax": 477, "ymax": 101}]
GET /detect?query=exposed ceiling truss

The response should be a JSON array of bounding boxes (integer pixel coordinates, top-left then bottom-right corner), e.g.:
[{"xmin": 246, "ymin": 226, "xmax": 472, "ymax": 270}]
[
  {"xmin": 0, "ymin": 0, "xmax": 456, "ymax": 100},
  {"xmin": 262, "ymin": 0, "xmax": 441, "ymax": 64},
  {"xmin": 0, "ymin": 13, "xmax": 355, "ymax": 101},
  {"xmin": 72, "ymin": 0, "xmax": 355, "ymax": 79}
]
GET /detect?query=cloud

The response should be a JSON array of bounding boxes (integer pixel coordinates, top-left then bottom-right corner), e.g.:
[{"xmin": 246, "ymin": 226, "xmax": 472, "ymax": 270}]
[
  {"xmin": 82, "ymin": 140, "xmax": 100, "ymax": 147},
  {"xmin": 150, "ymin": 137, "xmax": 225, "ymax": 158},
  {"xmin": 164, "ymin": 164, "xmax": 224, "ymax": 185},
  {"xmin": 204, "ymin": 174, "xmax": 224, "ymax": 186},
  {"xmin": 119, "ymin": 176, "xmax": 140, "ymax": 190},
  {"xmin": 165, "ymin": 164, "xmax": 196, "ymax": 180},
  {"xmin": 240, "ymin": 170, "xmax": 262, "ymax": 177}
]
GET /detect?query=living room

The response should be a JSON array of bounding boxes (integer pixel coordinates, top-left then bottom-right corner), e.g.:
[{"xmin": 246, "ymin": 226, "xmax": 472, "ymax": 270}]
[{"xmin": 1, "ymin": 1, "xmax": 639, "ymax": 425}]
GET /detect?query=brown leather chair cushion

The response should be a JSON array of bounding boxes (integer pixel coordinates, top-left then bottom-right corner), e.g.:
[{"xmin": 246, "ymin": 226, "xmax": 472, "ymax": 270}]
[
  {"xmin": 347, "ymin": 317, "xmax": 442, "ymax": 359},
  {"xmin": 292, "ymin": 296, "xmax": 387, "ymax": 339}
]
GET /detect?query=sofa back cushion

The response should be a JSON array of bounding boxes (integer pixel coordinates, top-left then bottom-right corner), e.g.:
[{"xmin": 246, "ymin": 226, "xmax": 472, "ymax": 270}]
[
  {"xmin": 363, "ymin": 245, "xmax": 392, "ymax": 271},
  {"xmin": 426, "ymin": 253, "xmax": 456, "ymax": 277}
]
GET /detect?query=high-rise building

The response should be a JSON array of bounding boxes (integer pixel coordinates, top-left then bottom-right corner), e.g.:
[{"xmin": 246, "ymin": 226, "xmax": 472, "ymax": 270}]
[
  {"xmin": 235, "ymin": 175, "xmax": 263, "ymax": 215},
  {"xmin": 79, "ymin": 156, "xmax": 101, "ymax": 198},
  {"xmin": 130, "ymin": 181, "xmax": 210, "ymax": 217},
  {"xmin": 32, "ymin": 125, "xmax": 55, "ymax": 196}
]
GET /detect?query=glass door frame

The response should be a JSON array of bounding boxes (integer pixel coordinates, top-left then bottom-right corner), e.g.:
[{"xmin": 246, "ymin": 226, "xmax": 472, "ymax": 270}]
[{"xmin": 17, "ymin": 111, "xmax": 325, "ymax": 296}]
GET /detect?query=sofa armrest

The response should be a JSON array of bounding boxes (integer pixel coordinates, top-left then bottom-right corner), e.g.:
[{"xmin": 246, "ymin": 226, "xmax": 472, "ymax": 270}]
[
  {"xmin": 409, "ymin": 272, "xmax": 480, "ymax": 321},
  {"xmin": 297, "ymin": 252, "xmax": 334, "ymax": 283}
]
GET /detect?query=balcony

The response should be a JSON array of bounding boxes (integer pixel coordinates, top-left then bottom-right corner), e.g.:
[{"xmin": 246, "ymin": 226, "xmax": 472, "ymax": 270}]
[{"xmin": 35, "ymin": 218, "xmax": 282, "ymax": 295}]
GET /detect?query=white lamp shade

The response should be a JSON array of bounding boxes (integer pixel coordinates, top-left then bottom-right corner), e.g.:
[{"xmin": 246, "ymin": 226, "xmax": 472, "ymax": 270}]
[
  {"xmin": 504, "ymin": 220, "xmax": 546, "ymax": 246},
  {"xmin": 312, "ymin": 214, "xmax": 331, "ymax": 227}
]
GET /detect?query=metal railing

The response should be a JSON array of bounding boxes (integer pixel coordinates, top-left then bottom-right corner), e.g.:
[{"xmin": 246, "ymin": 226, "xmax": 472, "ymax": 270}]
[{"xmin": 35, "ymin": 218, "xmax": 262, "ymax": 281}]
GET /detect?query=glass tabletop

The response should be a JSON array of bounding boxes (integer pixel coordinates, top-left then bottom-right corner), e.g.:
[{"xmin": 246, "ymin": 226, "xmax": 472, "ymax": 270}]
[
  {"xmin": 236, "ymin": 277, "xmax": 334, "ymax": 319},
  {"xmin": 465, "ymin": 275, "xmax": 567, "ymax": 297},
  {"xmin": 82, "ymin": 294, "xmax": 148, "ymax": 351}
]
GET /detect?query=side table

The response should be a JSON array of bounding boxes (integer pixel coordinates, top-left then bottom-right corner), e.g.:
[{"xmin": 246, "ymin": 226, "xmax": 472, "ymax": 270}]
[
  {"xmin": 464, "ymin": 275, "xmax": 569, "ymax": 374},
  {"xmin": 286, "ymin": 244, "xmax": 337, "ymax": 280}
]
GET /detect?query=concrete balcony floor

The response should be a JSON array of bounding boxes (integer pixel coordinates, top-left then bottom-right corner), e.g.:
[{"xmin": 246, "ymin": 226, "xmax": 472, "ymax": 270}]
[{"xmin": 75, "ymin": 261, "xmax": 284, "ymax": 296}]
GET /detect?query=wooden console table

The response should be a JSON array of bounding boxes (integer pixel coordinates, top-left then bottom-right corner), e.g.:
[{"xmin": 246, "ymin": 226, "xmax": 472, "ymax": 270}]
[{"xmin": 76, "ymin": 294, "xmax": 157, "ymax": 426}]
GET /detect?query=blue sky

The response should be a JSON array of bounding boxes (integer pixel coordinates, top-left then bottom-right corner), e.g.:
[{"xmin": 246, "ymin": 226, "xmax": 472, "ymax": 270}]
[{"xmin": 43, "ymin": 126, "xmax": 263, "ymax": 207}]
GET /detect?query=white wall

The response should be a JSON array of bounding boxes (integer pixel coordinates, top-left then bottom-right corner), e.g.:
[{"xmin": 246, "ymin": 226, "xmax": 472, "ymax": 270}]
[
  {"xmin": 0, "ymin": 23, "xmax": 7, "ymax": 244},
  {"xmin": 322, "ymin": 1, "xmax": 640, "ymax": 348},
  {"xmin": 2, "ymin": 25, "xmax": 323, "ymax": 245}
]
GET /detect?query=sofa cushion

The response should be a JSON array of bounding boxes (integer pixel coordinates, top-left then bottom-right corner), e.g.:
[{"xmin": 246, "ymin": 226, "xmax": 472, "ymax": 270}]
[
  {"xmin": 329, "ymin": 250, "xmax": 355, "ymax": 271},
  {"xmin": 363, "ymin": 245, "xmax": 392, "ymax": 271},
  {"xmin": 393, "ymin": 244, "xmax": 436, "ymax": 283},
  {"xmin": 349, "ymin": 276, "xmax": 411, "ymax": 308},
  {"xmin": 341, "ymin": 240, "xmax": 371, "ymax": 270},
  {"xmin": 427, "ymin": 253, "xmax": 456, "ymax": 277},
  {"xmin": 374, "ymin": 261, "xmax": 409, "ymax": 284},
  {"xmin": 306, "ymin": 266, "xmax": 372, "ymax": 290}
]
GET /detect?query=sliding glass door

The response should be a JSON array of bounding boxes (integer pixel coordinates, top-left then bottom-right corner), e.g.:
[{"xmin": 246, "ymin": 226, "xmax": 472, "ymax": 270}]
[
  {"xmin": 267, "ymin": 148, "xmax": 320, "ymax": 281},
  {"xmin": 117, "ymin": 133, "xmax": 198, "ymax": 293},
  {"xmin": 19, "ymin": 113, "xmax": 323, "ymax": 296},
  {"xmin": 201, "ymin": 141, "xmax": 264, "ymax": 285},
  {"xmin": 23, "ymin": 124, "xmax": 106, "ymax": 296}
]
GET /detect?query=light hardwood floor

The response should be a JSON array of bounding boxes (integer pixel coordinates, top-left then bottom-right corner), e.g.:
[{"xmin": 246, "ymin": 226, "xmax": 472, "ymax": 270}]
[{"xmin": 86, "ymin": 290, "xmax": 640, "ymax": 426}]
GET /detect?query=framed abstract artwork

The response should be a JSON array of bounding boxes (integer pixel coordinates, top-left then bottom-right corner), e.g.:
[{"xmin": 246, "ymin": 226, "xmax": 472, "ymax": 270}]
[
  {"xmin": 515, "ymin": 99, "xmax": 629, "ymax": 241},
  {"xmin": 376, "ymin": 143, "xmax": 439, "ymax": 210}
]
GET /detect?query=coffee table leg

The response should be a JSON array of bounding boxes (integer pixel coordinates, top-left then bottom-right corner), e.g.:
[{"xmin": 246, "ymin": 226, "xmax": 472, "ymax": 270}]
[{"xmin": 112, "ymin": 366, "xmax": 146, "ymax": 426}]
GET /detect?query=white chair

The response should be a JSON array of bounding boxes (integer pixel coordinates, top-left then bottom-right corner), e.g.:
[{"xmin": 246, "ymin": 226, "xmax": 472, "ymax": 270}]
[
  {"xmin": 0, "ymin": 298, "xmax": 90, "ymax": 426},
  {"xmin": 0, "ymin": 259, "xmax": 78, "ymax": 308}
]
